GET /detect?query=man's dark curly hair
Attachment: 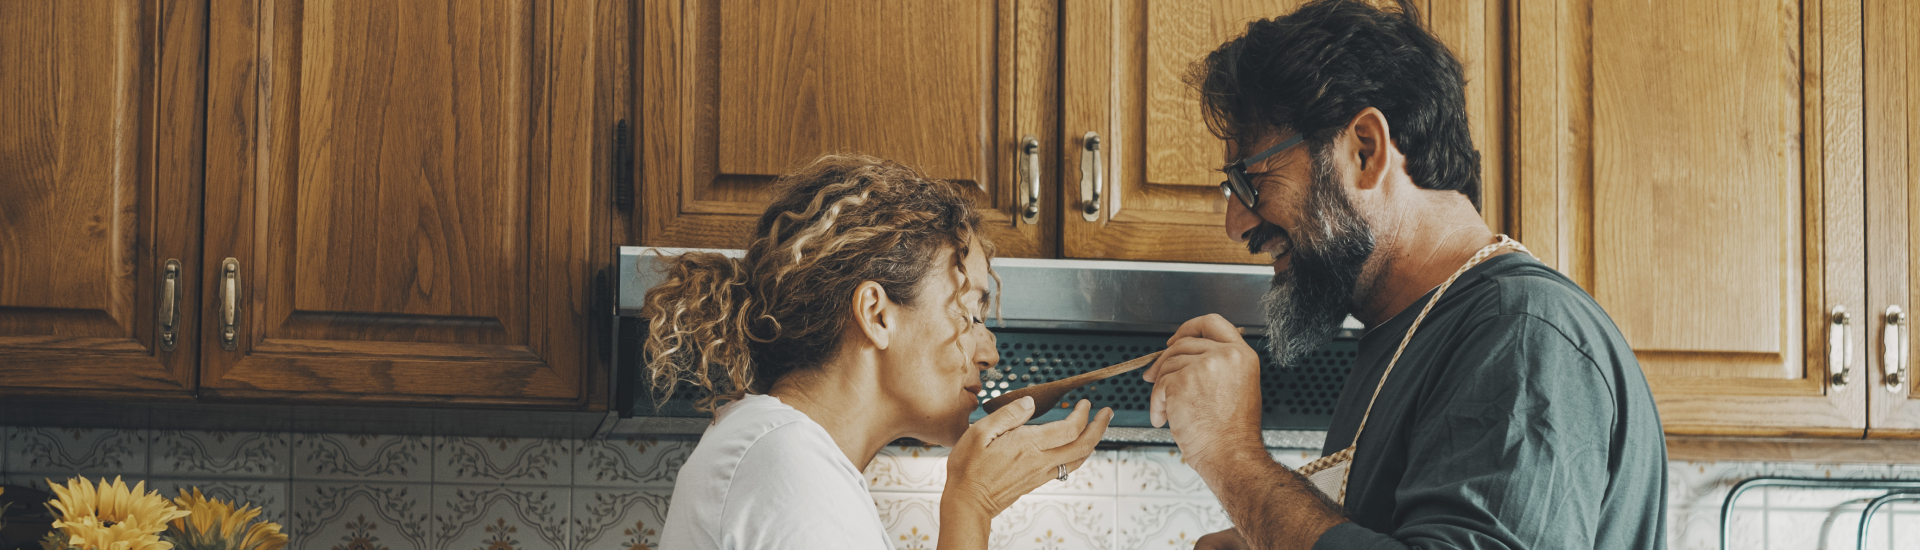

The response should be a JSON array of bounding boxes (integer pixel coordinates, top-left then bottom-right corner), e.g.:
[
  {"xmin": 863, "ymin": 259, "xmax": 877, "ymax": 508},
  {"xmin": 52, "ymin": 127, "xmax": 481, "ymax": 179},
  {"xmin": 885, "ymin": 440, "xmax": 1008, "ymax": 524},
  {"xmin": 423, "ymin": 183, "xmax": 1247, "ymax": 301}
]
[{"xmin": 1191, "ymin": 0, "xmax": 1481, "ymax": 210}]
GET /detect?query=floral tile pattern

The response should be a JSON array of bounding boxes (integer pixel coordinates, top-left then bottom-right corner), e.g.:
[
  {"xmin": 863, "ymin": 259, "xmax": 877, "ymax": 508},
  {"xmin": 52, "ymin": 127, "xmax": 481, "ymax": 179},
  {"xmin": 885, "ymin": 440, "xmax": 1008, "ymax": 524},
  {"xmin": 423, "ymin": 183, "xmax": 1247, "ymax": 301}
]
[
  {"xmin": 571, "ymin": 488, "xmax": 670, "ymax": 550},
  {"xmin": 873, "ymin": 493, "xmax": 943, "ymax": 550},
  {"xmin": 150, "ymin": 478, "xmax": 293, "ymax": 527},
  {"xmin": 865, "ymin": 443, "xmax": 951, "ymax": 492},
  {"xmin": 9, "ymin": 421, "xmax": 1920, "ymax": 550},
  {"xmin": 1116, "ymin": 448, "xmax": 1209, "ymax": 496},
  {"xmin": 432, "ymin": 485, "xmax": 570, "ymax": 550},
  {"xmin": 289, "ymin": 482, "xmax": 434, "ymax": 550},
  {"xmin": 152, "ymin": 430, "xmax": 291, "ymax": 478},
  {"xmin": 1116, "ymin": 497, "xmax": 1230, "ymax": 550},
  {"xmin": 5, "ymin": 427, "xmax": 149, "ymax": 476},
  {"xmin": 1666, "ymin": 460, "xmax": 1772, "ymax": 511},
  {"xmin": 987, "ymin": 496, "xmax": 1115, "ymax": 550},
  {"xmin": 294, "ymin": 433, "xmax": 432, "ymax": 483},
  {"xmin": 434, "ymin": 437, "xmax": 573, "ymax": 485},
  {"xmin": 573, "ymin": 437, "xmax": 692, "ymax": 488}
]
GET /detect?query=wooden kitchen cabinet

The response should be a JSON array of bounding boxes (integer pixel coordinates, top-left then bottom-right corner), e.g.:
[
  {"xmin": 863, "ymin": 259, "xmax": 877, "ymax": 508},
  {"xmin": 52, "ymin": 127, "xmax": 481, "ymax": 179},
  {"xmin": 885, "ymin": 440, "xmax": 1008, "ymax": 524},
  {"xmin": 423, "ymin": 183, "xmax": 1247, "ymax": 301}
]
[
  {"xmin": 637, "ymin": 0, "xmax": 1502, "ymax": 264},
  {"xmin": 1512, "ymin": 0, "xmax": 1868, "ymax": 436},
  {"xmin": 0, "ymin": 0, "xmax": 206, "ymax": 398},
  {"xmin": 638, "ymin": 0, "xmax": 1059, "ymax": 258},
  {"xmin": 1060, "ymin": 0, "xmax": 1506, "ymax": 264},
  {"xmin": 1866, "ymin": 0, "xmax": 1920, "ymax": 436},
  {"xmin": 194, "ymin": 0, "xmax": 614, "ymax": 406}
]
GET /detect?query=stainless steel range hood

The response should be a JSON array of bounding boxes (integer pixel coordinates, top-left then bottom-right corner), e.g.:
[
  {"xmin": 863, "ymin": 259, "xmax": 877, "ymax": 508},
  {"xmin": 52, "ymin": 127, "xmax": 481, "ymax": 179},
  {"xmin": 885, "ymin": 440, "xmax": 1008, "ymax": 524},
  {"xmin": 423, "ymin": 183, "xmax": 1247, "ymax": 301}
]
[{"xmin": 609, "ymin": 246, "xmax": 1354, "ymax": 449}]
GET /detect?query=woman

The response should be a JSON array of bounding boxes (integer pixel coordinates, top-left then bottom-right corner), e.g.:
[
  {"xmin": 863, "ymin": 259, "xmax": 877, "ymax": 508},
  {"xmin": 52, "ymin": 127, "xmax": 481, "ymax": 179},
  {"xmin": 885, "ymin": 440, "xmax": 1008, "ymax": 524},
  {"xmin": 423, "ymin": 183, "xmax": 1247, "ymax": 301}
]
[{"xmin": 646, "ymin": 154, "xmax": 1113, "ymax": 550}]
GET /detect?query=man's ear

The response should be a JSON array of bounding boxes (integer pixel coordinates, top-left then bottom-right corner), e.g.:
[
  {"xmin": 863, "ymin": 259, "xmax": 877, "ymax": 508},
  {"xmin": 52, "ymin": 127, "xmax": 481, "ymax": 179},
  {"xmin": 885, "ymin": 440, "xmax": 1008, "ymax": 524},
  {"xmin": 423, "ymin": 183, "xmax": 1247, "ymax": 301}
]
[
  {"xmin": 1347, "ymin": 107, "xmax": 1394, "ymax": 191},
  {"xmin": 850, "ymin": 281, "xmax": 894, "ymax": 351}
]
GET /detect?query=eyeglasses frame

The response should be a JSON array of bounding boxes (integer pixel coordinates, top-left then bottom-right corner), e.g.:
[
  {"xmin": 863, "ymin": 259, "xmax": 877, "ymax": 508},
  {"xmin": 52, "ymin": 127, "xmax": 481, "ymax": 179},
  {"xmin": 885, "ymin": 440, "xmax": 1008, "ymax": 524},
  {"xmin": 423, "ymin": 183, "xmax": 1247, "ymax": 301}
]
[{"xmin": 1218, "ymin": 133, "xmax": 1308, "ymax": 212}]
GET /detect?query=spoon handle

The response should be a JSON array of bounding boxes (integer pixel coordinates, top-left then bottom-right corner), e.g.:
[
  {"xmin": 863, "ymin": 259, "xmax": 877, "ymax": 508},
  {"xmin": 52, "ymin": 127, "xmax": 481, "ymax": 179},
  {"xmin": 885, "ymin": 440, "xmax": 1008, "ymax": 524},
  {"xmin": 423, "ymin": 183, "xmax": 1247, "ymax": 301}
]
[
  {"xmin": 981, "ymin": 351, "xmax": 1163, "ymax": 413},
  {"xmin": 1059, "ymin": 350, "xmax": 1163, "ymax": 386}
]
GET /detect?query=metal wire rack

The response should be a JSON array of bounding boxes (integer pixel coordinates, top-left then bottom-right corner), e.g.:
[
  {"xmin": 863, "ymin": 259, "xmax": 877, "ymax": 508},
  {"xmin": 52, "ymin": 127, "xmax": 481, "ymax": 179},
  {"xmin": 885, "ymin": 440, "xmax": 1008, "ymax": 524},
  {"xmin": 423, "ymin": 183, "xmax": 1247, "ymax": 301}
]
[{"xmin": 1719, "ymin": 476, "xmax": 1920, "ymax": 550}]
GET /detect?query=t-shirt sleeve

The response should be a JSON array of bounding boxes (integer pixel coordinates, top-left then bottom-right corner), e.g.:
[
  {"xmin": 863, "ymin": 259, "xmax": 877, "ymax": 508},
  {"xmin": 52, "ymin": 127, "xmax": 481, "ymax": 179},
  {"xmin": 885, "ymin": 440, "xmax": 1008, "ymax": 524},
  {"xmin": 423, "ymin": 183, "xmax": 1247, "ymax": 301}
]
[
  {"xmin": 1314, "ymin": 313, "xmax": 1618, "ymax": 550},
  {"xmin": 721, "ymin": 422, "xmax": 892, "ymax": 550}
]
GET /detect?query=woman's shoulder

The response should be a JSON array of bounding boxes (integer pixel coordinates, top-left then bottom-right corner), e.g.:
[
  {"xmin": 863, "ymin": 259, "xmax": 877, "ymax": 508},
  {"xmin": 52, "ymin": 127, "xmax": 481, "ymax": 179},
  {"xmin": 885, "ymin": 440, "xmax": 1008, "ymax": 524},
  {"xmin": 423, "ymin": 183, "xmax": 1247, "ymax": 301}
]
[
  {"xmin": 693, "ymin": 394, "xmax": 862, "ymax": 480},
  {"xmin": 663, "ymin": 395, "xmax": 888, "ymax": 550}
]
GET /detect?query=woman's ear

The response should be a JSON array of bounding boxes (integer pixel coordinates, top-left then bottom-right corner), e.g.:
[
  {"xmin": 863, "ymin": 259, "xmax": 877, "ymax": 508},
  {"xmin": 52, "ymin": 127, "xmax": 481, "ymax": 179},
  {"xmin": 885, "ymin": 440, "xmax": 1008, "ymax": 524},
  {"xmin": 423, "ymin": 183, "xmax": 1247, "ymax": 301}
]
[{"xmin": 851, "ymin": 281, "xmax": 894, "ymax": 351}]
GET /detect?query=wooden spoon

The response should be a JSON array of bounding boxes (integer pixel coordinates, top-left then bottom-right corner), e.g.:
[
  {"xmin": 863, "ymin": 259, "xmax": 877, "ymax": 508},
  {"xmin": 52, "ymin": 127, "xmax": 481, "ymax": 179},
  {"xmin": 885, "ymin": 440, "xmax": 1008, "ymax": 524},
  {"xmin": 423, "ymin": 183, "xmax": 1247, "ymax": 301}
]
[{"xmin": 981, "ymin": 351, "xmax": 1163, "ymax": 414}]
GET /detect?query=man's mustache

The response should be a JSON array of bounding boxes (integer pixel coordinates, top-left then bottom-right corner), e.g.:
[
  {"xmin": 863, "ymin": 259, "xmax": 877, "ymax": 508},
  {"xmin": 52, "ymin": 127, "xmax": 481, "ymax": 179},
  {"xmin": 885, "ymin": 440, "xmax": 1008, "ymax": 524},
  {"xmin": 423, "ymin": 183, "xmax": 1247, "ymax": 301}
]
[{"xmin": 1246, "ymin": 222, "xmax": 1290, "ymax": 256}]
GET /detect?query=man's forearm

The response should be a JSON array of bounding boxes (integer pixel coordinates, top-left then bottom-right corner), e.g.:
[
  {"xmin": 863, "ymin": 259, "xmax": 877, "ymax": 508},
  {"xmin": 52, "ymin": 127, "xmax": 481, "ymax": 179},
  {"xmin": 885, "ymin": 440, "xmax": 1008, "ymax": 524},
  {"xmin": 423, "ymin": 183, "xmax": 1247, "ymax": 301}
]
[{"xmin": 1191, "ymin": 446, "xmax": 1349, "ymax": 550}]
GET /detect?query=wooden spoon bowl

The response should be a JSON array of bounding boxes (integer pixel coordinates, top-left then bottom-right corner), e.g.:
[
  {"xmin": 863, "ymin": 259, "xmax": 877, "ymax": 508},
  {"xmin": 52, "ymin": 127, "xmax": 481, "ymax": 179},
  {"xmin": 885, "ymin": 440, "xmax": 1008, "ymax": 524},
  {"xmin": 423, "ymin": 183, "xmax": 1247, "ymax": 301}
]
[{"xmin": 981, "ymin": 351, "xmax": 1163, "ymax": 414}]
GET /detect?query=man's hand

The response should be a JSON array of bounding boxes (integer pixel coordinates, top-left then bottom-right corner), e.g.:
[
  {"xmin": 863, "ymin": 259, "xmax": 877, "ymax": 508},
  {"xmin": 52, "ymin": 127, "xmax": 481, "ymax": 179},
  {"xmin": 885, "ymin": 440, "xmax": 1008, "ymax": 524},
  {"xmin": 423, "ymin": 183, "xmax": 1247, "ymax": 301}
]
[
  {"xmin": 1194, "ymin": 528, "xmax": 1251, "ymax": 550},
  {"xmin": 1143, "ymin": 314, "xmax": 1267, "ymax": 470}
]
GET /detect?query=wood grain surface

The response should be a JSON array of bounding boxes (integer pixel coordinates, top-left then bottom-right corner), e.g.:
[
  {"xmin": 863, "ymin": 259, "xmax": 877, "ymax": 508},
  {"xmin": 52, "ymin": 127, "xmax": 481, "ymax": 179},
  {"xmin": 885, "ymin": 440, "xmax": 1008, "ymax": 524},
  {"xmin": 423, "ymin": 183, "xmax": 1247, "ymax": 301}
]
[
  {"xmin": 640, "ymin": 0, "xmax": 1053, "ymax": 258},
  {"xmin": 198, "ymin": 0, "xmax": 606, "ymax": 407},
  {"xmin": 1061, "ymin": 0, "xmax": 1503, "ymax": 264},
  {"xmin": 0, "ymin": 0, "xmax": 205, "ymax": 397},
  {"xmin": 1512, "ymin": 0, "xmax": 1867, "ymax": 435},
  {"xmin": 1867, "ymin": 0, "xmax": 1920, "ymax": 436}
]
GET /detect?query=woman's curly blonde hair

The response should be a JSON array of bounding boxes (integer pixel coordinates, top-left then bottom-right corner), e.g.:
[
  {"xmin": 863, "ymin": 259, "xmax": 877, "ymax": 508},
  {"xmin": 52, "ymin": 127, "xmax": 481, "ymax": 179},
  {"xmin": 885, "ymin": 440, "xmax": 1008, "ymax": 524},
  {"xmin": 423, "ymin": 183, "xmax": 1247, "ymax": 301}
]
[{"xmin": 640, "ymin": 154, "xmax": 997, "ymax": 411}]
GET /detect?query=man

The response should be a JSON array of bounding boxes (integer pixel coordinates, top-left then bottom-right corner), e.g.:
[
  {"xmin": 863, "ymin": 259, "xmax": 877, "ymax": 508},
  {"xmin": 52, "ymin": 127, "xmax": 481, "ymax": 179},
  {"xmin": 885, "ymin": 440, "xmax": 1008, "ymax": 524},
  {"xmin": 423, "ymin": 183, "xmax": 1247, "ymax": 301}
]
[{"xmin": 1141, "ymin": 1, "xmax": 1668, "ymax": 549}]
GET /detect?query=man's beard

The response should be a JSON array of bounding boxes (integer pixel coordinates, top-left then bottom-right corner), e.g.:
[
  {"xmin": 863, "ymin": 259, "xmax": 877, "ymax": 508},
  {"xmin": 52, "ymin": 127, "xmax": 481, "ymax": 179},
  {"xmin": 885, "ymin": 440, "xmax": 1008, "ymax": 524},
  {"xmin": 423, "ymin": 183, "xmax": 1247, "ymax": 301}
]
[{"xmin": 1250, "ymin": 147, "xmax": 1377, "ymax": 368}]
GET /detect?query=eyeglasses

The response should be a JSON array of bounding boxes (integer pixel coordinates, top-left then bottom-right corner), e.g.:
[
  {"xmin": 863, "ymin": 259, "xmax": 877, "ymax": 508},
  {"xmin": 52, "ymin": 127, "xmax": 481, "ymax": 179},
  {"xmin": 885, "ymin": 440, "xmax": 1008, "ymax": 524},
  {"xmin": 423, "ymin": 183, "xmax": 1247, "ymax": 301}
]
[{"xmin": 1218, "ymin": 133, "xmax": 1307, "ymax": 211}]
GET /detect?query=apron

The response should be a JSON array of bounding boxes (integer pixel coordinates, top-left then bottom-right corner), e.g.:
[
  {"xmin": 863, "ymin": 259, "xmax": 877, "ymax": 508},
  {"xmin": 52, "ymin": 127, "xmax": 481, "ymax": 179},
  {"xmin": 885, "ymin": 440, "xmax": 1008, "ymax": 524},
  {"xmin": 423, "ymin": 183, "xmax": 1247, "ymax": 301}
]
[{"xmin": 1294, "ymin": 235, "xmax": 1533, "ymax": 505}]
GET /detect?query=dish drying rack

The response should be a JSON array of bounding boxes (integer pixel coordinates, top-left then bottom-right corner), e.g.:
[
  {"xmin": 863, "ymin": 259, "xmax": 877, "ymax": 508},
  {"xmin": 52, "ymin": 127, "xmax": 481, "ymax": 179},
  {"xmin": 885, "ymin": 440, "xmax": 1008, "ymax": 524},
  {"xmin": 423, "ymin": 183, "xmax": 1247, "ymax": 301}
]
[{"xmin": 1719, "ymin": 476, "xmax": 1920, "ymax": 550}]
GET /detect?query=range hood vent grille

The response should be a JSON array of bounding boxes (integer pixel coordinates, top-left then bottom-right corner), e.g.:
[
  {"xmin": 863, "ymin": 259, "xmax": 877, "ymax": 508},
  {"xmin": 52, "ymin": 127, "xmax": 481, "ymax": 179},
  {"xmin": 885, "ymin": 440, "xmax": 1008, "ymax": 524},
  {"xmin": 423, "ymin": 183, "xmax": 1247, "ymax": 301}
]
[{"xmin": 628, "ymin": 329, "xmax": 1354, "ymax": 432}]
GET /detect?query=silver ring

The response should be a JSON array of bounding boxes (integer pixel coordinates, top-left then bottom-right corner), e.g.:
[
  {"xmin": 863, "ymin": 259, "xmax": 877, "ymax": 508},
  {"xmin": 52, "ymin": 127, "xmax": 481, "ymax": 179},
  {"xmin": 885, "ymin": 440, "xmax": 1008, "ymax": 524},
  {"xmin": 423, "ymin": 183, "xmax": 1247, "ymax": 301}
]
[{"xmin": 1056, "ymin": 464, "xmax": 1069, "ymax": 482}]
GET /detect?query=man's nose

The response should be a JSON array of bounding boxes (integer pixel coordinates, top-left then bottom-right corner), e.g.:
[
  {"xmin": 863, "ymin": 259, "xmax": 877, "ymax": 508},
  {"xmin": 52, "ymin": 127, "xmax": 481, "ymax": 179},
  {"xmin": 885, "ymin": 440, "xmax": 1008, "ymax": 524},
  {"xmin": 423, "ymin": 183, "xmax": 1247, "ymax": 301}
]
[{"xmin": 1225, "ymin": 195, "xmax": 1262, "ymax": 243}]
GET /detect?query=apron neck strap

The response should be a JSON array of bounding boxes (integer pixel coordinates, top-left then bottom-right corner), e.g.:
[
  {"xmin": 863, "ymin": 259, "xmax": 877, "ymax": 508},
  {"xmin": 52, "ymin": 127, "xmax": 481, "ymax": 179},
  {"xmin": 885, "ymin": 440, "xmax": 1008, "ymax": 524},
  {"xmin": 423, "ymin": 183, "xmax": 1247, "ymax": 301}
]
[{"xmin": 1347, "ymin": 235, "xmax": 1533, "ymax": 448}]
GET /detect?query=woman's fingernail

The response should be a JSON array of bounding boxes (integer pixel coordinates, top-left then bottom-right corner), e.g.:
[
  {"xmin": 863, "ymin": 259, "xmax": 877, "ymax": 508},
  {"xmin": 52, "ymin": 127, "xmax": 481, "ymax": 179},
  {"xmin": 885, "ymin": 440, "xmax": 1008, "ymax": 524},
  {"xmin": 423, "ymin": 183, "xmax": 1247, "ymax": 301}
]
[{"xmin": 1016, "ymin": 396, "xmax": 1033, "ymax": 410}]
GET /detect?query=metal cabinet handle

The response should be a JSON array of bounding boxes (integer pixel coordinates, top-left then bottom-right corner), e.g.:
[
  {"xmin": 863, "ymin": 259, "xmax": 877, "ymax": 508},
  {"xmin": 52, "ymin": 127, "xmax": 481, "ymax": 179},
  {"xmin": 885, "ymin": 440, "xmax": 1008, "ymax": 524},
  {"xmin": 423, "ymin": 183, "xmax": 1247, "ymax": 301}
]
[
  {"xmin": 1079, "ymin": 132, "xmax": 1103, "ymax": 221},
  {"xmin": 1886, "ymin": 305, "xmax": 1909, "ymax": 391},
  {"xmin": 220, "ymin": 258, "xmax": 241, "ymax": 351},
  {"xmin": 158, "ymin": 259, "xmax": 181, "ymax": 352},
  {"xmin": 1019, "ymin": 135, "xmax": 1040, "ymax": 225},
  {"xmin": 1831, "ymin": 306, "xmax": 1853, "ymax": 389}
]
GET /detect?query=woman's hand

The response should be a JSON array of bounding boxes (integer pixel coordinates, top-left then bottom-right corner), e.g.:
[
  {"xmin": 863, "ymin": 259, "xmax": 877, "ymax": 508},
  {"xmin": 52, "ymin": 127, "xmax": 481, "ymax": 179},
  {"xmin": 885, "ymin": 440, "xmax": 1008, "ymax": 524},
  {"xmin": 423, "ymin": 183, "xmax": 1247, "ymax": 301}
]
[{"xmin": 941, "ymin": 396, "xmax": 1114, "ymax": 521}]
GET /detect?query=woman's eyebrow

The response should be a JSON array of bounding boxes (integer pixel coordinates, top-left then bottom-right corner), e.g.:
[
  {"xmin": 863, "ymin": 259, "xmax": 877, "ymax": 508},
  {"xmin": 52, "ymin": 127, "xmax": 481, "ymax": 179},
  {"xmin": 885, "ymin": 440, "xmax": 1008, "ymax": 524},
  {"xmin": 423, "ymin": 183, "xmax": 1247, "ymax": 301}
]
[{"xmin": 978, "ymin": 290, "xmax": 992, "ymax": 308}]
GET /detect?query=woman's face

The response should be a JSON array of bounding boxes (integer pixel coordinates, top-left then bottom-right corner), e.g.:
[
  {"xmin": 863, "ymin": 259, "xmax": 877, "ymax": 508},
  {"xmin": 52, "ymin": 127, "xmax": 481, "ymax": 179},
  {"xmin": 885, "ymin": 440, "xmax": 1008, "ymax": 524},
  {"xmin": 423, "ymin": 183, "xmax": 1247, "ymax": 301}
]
[{"xmin": 882, "ymin": 241, "xmax": 997, "ymax": 447}]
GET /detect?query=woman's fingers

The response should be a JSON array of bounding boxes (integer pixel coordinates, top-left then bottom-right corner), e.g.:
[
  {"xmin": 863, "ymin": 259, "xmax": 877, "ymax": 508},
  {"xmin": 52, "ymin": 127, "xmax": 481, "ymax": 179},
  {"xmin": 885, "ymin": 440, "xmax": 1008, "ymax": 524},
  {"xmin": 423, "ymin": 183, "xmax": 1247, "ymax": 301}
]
[
  {"xmin": 1019, "ymin": 400, "xmax": 1093, "ymax": 449},
  {"xmin": 1043, "ymin": 407, "xmax": 1113, "ymax": 467},
  {"xmin": 1052, "ymin": 409, "xmax": 1112, "ymax": 471},
  {"xmin": 968, "ymin": 396, "xmax": 1035, "ymax": 446}
]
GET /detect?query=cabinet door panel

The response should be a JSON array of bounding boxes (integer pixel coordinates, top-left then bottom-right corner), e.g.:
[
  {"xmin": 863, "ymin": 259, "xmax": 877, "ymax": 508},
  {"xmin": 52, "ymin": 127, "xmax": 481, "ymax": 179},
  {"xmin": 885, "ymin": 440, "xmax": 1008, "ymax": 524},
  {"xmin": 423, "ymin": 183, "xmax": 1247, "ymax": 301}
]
[
  {"xmin": 1063, "ymin": 0, "xmax": 1503, "ymax": 263},
  {"xmin": 1867, "ymin": 0, "xmax": 1920, "ymax": 435},
  {"xmin": 202, "ymin": 0, "xmax": 602, "ymax": 406},
  {"xmin": 642, "ymin": 0, "xmax": 1054, "ymax": 257},
  {"xmin": 1515, "ymin": 0, "xmax": 1864, "ymax": 435},
  {"xmin": 0, "ymin": 0, "xmax": 204, "ymax": 396}
]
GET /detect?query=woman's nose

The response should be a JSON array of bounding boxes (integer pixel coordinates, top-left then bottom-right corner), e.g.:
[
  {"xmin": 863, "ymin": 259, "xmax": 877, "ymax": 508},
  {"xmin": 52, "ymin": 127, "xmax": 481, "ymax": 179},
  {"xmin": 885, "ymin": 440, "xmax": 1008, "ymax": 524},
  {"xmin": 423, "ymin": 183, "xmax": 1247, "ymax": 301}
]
[{"xmin": 973, "ymin": 329, "xmax": 999, "ymax": 370}]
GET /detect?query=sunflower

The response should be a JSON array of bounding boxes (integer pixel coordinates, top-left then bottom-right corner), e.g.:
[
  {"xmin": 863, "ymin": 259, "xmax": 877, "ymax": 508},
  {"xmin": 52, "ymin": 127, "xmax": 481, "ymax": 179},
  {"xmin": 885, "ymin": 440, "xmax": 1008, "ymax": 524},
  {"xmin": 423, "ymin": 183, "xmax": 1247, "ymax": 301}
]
[
  {"xmin": 164, "ymin": 489, "xmax": 287, "ymax": 550},
  {"xmin": 45, "ymin": 476, "xmax": 190, "ymax": 550}
]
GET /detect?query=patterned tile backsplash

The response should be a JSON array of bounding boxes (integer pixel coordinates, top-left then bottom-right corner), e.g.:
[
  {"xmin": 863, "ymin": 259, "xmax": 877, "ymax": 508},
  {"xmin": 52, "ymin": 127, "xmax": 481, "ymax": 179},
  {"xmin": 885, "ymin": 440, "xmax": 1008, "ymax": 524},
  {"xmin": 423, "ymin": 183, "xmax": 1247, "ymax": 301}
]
[{"xmin": 4, "ymin": 425, "xmax": 1918, "ymax": 550}]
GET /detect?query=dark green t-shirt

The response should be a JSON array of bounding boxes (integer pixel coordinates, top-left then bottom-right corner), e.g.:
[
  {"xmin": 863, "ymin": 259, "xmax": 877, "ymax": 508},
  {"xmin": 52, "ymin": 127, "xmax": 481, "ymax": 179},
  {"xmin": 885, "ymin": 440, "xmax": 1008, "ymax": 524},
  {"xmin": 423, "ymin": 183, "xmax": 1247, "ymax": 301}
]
[{"xmin": 1312, "ymin": 252, "xmax": 1668, "ymax": 550}]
